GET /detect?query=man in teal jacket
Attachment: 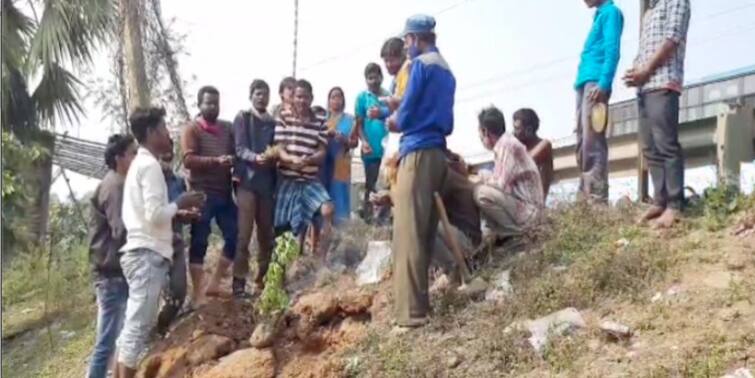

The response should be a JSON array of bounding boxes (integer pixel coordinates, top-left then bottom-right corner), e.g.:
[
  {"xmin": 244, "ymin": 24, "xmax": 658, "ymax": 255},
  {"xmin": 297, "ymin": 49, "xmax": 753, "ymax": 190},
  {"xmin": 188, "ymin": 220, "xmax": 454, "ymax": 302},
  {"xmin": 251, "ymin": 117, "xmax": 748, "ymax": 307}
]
[{"xmin": 574, "ymin": 0, "xmax": 623, "ymax": 203}]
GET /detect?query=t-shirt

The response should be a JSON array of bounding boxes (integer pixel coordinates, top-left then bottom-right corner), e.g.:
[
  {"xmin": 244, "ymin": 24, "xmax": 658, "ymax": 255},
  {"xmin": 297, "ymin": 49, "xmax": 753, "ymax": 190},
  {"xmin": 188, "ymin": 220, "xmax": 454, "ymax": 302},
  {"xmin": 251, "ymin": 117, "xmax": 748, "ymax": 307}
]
[
  {"xmin": 355, "ymin": 89, "xmax": 390, "ymax": 162},
  {"xmin": 274, "ymin": 108, "xmax": 327, "ymax": 181}
]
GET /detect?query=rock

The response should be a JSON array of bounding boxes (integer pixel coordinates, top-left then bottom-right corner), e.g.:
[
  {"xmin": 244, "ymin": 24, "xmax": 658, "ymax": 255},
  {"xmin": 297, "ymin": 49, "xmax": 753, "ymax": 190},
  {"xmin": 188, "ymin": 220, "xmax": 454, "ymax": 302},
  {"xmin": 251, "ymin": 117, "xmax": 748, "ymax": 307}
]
[
  {"xmin": 651, "ymin": 292, "xmax": 663, "ymax": 303},
  {"xmin": 551, "ymin": 265, "xmax": 568, "ymax": 273},
  {"xmin": 446, "ymin": 353, "xmax": 462, "ymax": 369},
  {"xmin": 291, "ymin": 292, "xmax": 338, "ymax": 324},
  {"xmin": 721, "ymin": 368, "xmax": 754, "ymax": 378},
  {"xmin": 192, "ymin": 329, "xmax": 206, "ymax": 340},
  {"xmin": 430, "ymin": 274, "xmax": 452, "ymax": 294},
  {"xmin": 338, "ymin": 290, "xmax": 374, "ymax": 316},
  {"xmin": 249, "ymin": 321, "xmax": 277, "ymax": 349},
  {"xmin": 198, "ymin": 348, "xmax": 275, "ymax": 378},
  {"xmin": 599, "ymin": 320, "xmax": 633, "ymax": 341},
  {"xmin": 356, "ymin": 241, "xmax": 392, "ymax": 285},
  {"xmin": 458, "ymin": 277, "xmax": 488, "ymax": 300},
  {"xmin": 666, "ymin": 284, "xmax": 683, "ymax": 296},
  {"xmin": 719, "ymin": 307, "xmax": 741, "ymax": 322},
  {"xmin": 524, "ymin": 307, "xmax": 586, "ymax": 353},
  {"xmin": 485, "ymin": 270, "xmax": 512, "ymax": 303},
  {"xmin": 615, "ymin": 238, "xmax": 630, "ymax": 248},
  {"xmin": 60, "ymin": 330, "xmax": 76, "ymax": 340},
  {"xmin": 615, "ymin": 196, "xmax": 633, "ymax": 209},
  {"xmin": 140, "ymin": 347, "xmax": 189, "ymax": 378},
  {"xmin": 703, "ymin": 271, "xmax": 733, "ymax": 289},
  {"xmin": 186, "ymin": 334, "xmax": 235, "ymax": 366}
]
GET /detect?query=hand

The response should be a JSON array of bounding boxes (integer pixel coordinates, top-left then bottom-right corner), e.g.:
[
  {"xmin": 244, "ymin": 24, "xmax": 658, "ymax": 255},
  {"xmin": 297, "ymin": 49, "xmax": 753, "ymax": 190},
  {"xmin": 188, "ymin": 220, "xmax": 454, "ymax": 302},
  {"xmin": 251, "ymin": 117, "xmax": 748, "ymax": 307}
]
[
  {"xmin": 325, "ymin": 128, "xmax": 337, "ymax": 138},
  {"xmin": 469, "ymin": 175, "xmax": 482, "ymax": 185},
  {"xmin": 387, "ymin": 115, "xmax": 399, "ymax": 132},
  {"xmin": 176, "ymin": 191, "xmax": 206, "ymax": 210},
  {"xmin": 367, "ymin": 106, "xmax": 381, "ymax": 119},
  {"xmin": 254, "ymin": 154, "xmax": 269, "ymax": 166},
  {"xmin": 380, "ymin": 96, "xmax": 400, "ymax": 112},
  {"xmin": 291, "ymin": 156, "xmax": 306, "ymax": 168},
  {"xmin": 587, "ymin": 86, "xmax": 608, "ymax": 104},
  {"xmin": 216, "ymin": 155, "xmax": 234, "ymax": 167},
  {"xmin": 176, "ymin": 207, "xmax": 201, "ymax": 222},
  {"xmin": 623, "ymin": 66, "xmax": 651, "ymax": 88},
  {"xmin": 370, "ymin": 190, "xmax": 393, "ymax": 207},
  {"xmin": 361, "ymin": 143, "xmax": 373, "ymax": 156}
]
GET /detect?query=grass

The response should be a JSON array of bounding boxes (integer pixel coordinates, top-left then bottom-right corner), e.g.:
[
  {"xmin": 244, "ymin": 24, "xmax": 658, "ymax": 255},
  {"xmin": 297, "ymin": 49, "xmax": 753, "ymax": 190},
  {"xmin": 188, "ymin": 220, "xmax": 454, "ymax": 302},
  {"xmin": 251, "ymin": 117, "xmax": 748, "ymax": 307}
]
[{"xmin": 2, "ymin": 242, "xmax": 95, "ymax": 378}]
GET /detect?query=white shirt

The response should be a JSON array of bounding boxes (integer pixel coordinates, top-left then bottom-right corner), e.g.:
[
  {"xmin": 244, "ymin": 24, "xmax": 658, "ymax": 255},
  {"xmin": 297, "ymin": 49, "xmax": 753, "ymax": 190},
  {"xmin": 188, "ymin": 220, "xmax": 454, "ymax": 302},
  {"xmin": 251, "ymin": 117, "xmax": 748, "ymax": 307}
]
[{"xmin": 120, "ymin": 147, "xmax": 177, "ymax": 260}]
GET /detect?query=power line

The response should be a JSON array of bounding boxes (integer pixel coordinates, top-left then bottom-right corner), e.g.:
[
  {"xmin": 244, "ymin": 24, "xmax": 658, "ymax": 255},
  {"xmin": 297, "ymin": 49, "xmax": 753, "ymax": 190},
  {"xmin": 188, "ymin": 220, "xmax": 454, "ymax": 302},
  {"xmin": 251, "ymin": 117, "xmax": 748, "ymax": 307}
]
[
  {"xmin": 299, "ymin": 0, "xmax": 479, "ymax": 73},
  {"xmin": 292, "ymin": 0, "xmax": 299, "ymax": 77}
]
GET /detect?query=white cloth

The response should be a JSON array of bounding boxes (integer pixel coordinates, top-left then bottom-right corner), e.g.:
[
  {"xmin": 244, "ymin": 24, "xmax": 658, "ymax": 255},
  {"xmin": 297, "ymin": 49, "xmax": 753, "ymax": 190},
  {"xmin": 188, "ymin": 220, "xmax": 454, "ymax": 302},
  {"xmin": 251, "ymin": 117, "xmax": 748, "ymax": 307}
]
[{"xmin": 121, "ymin": 148, "xmax": 177, "ymax": 260}]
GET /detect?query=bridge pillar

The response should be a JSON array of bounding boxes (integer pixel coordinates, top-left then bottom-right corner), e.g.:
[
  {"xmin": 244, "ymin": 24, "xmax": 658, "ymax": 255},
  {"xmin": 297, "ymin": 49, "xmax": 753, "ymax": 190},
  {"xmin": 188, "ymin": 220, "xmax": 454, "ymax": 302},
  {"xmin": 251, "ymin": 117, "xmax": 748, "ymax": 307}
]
[{"xmin": 715, "ymin": 103, "xmax": 755, "ymax": 189}]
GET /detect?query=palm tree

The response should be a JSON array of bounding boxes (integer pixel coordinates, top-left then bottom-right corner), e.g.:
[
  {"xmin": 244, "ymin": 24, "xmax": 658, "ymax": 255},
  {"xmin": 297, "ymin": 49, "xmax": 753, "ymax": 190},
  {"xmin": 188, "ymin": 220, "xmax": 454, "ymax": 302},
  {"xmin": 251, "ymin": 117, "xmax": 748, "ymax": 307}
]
[{"xmin": 1, "ymin": 0, "xmax": 115, "ymax": 137}]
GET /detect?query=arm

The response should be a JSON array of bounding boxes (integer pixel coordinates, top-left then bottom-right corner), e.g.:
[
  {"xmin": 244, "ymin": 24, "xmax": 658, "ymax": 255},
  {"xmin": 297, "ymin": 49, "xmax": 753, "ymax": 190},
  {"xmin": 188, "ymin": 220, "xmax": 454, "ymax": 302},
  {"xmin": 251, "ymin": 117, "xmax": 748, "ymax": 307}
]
[
  {"xmin": 598, "ymin": 8, "xmax": 624, "ymax": 93},
  {"xmin": 104, "ymin": 184, "xmax": 126, "ymax": 246},
  {"xmin": 530, "ymin": 140, "xmax": 554, "ymax": 199},
  {"xmin": 140, "ymin": 163, "xmax": 178, "ymax": 225},
  {"xmin": 395, "ymin": 61, "xmax": 425, "ymax": 133},
  {"xmin": 306, "ymin": 144, "xmax": 327, "ymax": 166},
  {"xmin": 233, "ymin": 112, "xmax": 257, "ymax": 164},
  {"xmin": 181, "ymin": 124, "xmax": 219, "ymax": 170},
  {"xmin": 354, "ymin": 94, "xmax": 371, "ymax": 147}
]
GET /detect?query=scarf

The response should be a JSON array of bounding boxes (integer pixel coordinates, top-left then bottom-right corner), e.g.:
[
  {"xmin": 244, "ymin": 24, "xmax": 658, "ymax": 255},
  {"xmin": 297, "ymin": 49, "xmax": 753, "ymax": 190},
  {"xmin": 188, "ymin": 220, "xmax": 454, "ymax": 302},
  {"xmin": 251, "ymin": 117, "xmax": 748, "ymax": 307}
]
[{"xmin": 197, "ymin": 116, "xmax": 221, "ymax": 135}]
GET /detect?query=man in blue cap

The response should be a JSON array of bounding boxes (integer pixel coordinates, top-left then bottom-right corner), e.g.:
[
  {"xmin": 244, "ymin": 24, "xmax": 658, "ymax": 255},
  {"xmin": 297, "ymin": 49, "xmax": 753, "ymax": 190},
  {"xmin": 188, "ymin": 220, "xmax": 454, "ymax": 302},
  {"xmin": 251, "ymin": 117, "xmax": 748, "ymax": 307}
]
[{"xmin": 387, "ymin": 14, "xmax": 456, "ymax": 329}]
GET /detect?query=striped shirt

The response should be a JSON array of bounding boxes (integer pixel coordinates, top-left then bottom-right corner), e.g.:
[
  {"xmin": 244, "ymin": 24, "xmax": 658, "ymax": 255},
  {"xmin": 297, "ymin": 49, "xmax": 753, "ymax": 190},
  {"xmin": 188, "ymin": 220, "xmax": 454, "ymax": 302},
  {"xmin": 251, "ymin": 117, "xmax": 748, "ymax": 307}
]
[
  {"xmin": 635, "ymin": 0, "xmax": 691, "ymax": 93},
  {"xmin": 274, "ymin": 109, "xmax": 327, "ymax": 181},
  {"xmin": 181, "ymin": 118, "xmax": 234, "ymax": 197}
]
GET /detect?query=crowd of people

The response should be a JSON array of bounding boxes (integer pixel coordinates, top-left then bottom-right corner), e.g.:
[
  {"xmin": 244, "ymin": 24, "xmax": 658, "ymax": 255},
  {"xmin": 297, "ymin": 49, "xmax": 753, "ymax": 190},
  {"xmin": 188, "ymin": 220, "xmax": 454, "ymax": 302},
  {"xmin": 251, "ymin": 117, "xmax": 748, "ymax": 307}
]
[{"xmin": 86, "ymin": 1, "xmax": 691, "ymax": 376}]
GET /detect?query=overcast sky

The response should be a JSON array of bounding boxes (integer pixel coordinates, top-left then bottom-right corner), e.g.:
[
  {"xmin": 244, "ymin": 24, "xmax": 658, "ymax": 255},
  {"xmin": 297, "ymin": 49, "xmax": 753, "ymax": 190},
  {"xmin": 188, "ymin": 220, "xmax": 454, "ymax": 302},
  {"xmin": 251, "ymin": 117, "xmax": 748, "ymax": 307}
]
[{"xmin": 52, "ymin": 0, "xmax": 755, "ymax": 198}]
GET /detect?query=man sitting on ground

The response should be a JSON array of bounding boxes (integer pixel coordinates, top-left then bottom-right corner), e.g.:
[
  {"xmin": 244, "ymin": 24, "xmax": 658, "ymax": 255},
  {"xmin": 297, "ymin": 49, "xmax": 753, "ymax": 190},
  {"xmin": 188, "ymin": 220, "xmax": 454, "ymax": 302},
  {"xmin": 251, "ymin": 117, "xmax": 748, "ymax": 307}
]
[
  {"xmin": 474, "ymin": 106, "xmax": 544, "ymax": 245},
  {"xmin": 512, "ymin": 108, "xmax": 554, "ymax": 201}
]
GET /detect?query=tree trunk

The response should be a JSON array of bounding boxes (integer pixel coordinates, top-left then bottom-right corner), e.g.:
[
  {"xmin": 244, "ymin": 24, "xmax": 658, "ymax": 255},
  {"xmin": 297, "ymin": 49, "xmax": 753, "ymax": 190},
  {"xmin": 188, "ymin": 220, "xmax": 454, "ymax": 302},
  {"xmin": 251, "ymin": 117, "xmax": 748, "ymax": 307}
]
[{"xmin": 120, "ymin": 0, "xmax": 150, "ymax": 110}]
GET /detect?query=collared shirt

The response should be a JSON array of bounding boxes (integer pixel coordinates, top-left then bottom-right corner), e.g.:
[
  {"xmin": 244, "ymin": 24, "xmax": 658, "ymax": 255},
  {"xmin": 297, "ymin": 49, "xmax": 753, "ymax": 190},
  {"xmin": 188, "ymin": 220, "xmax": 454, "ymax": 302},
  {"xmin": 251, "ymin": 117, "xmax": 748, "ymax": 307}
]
[
  {"xmin": 121, "ymin": 147, "xmax": 177, "ymax": 260},
  {"xmin": 232, "ymin": 109, "xmax": 277, "ymax": 196},
  {"xmin": 393, "ymin": 59, "xmax": 412, "ymax": 99},
  {"xmin": 396, "ymin": 46, "xmax": 456, "ymax": 158},
  {"xmin": 635, "ymin": 0, "xmax": 691, "ymax": 93},
  {"xmin": 89, "ymin": 170, "xmax": 127, "ymax": 279},
  {"xmin": 274, "ymin": 108, "xmax": 327, "ymax": 181},
  {"xmin": 483, "ymin": 134, "xmax": 544, "ymax": 225},
  {"xmin": 355, "ymin": 88, "xmax": 391, "ymax": 162},
  {"xmin": 575, "ymin": 0, "xmax": 624, "ymax": 92}
]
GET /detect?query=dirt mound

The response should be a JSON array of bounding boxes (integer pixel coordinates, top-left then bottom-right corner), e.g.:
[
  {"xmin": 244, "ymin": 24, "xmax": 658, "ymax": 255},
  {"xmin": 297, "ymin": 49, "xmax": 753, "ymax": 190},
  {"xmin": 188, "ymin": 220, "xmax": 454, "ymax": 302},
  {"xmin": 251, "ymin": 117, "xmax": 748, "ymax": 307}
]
[{"xmin": 137, "ymin": 282, "xmax": 378, "ymax": 378}]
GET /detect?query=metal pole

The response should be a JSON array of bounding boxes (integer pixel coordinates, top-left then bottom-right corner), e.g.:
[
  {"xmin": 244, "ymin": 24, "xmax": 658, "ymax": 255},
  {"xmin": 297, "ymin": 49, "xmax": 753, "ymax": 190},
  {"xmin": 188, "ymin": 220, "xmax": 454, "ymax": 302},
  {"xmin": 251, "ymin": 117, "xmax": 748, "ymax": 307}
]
[
  {"xmin": 292, "ymin": 0, "xmax": 299, "ymax": 78},
  {"xmin": 637, "ymin": 0, "xmax": 650, "ymax": 202}
]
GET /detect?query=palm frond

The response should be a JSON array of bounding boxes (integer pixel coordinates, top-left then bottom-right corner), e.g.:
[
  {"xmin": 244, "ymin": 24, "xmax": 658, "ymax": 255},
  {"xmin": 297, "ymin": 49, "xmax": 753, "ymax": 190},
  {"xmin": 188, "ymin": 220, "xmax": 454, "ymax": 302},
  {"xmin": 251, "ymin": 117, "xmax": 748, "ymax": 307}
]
[
  {"xmin": 32, "ymin": 63, "xmax": 84, "ymax": 127},
  {"xmin": 29, "ymin": 0, "xmax": 115, "ymax": 71},
  {"xmin": 1, "ymin": 0, "xmax": 35, "ymax": 72}
]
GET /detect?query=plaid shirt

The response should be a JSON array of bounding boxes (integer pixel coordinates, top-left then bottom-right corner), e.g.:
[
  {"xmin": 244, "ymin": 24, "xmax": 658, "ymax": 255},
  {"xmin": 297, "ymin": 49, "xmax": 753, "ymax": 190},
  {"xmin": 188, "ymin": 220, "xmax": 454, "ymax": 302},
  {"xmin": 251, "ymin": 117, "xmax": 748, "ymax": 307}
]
[{"xmin": 634, "ymin": 0, "xmax": 691, "ymax": 93}]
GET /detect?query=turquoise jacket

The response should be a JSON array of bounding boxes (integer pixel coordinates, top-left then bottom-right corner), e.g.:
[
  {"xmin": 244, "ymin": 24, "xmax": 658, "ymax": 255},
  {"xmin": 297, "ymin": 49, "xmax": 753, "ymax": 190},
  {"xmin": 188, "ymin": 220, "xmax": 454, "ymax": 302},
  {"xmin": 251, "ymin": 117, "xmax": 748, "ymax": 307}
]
[{"xmin": 575, "ymin": 0, "xmax": 624, "ymax": 92}]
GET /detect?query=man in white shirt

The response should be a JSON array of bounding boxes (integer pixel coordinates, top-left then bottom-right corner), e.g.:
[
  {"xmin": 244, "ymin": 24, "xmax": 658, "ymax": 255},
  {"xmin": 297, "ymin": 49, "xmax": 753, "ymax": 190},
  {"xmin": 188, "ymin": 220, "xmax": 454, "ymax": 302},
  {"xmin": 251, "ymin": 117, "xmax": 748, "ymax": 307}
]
[{"xmin": 116, "ymin": 107, "xmax": 204, "ymax": 378}]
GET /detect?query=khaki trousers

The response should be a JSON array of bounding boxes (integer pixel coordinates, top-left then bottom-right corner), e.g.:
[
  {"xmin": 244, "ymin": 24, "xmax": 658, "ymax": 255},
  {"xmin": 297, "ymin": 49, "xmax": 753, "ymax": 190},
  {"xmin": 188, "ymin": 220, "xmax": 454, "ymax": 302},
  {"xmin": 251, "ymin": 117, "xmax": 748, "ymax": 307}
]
[
  {"xmin": 392, "ymin": 149, "xmax": 447, "ymax": 325},
  {"xmin": 233, "ymin": 188, "xmax": 275, "ymax": 286}
]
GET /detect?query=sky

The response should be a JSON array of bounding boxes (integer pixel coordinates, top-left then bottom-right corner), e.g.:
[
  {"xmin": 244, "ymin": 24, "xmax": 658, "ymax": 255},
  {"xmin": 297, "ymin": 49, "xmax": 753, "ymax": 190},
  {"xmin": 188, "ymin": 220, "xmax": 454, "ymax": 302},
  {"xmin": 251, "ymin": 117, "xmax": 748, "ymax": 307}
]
[{"xmin": 51, "ymin": 0, "xmax": 755, "ymax": 199}]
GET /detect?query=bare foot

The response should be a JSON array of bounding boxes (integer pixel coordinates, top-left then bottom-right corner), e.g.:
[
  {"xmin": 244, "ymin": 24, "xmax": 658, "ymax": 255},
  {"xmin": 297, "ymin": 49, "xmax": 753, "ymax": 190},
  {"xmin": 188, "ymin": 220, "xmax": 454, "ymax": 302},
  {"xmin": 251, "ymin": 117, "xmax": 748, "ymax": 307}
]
[
  {"xmin": 651, "ymin": 208, "xmax": 680, "ymax": 229},
  {"xmin": 204, "ymin": 280, "xmax": 222, "ymax": 297},
  {"xmin": 637, "ymin": 205, "xmax": 665, "ymax": 225}
]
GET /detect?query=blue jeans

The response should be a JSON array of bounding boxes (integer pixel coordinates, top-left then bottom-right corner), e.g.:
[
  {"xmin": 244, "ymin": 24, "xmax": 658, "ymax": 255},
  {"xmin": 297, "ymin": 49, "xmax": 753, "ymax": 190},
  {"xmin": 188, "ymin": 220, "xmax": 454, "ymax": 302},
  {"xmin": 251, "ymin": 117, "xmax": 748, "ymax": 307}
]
[
  {"xmin": 116, "ymin": 249, "xmax": 170, "ymax": 369},
  {"xmin": 87, "ymin": 277, "xmax": 128, "ymax": 378},
  {"xmin": 189, "ymin": 194, "xmax": 238, "ymax": 265}
]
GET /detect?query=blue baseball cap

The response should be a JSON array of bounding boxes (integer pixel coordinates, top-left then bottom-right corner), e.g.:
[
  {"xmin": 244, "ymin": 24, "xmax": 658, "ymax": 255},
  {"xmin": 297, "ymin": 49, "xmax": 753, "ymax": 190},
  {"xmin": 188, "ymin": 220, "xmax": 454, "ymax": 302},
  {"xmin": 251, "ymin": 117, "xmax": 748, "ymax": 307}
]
[{"xmin": 400, "ymin": 14, "xmax": 436, "ymax": 37}]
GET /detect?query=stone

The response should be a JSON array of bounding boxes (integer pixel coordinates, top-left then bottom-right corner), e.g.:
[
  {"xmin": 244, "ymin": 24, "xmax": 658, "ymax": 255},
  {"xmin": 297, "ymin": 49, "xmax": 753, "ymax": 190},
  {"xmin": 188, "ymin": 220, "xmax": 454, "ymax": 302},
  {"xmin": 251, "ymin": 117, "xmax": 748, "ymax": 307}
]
[
  {"xmin": 524, "ymin": 307, "xmax": 586, "ymax": 353},
  {"xmin": 721, "ymin": 368, "xmax": 754, "ymax": 378},
  {"xmin": 356, "ymin": 241, "xmax": 392, "ymax": 285},
  {"xmin": 485, "ymin": 270, "xmax": 513, "ymax": 303},
  {"xmin": 140, "ymin": 347, "xmax": 189, "ymax": 378},
  {"xmin": 703, "ymin": 271, "xmax": 733, "ymax": 289},
  {"xmin": 446, "ymin": 353, "xmax": 462, "ymax": 369},
  {"xmin": 186, "ymin": 334, "xmax": 235, "ymax": 366},
  {"xmin": 458, "ymin": 277, "xmax": 488, "ymax": 300},
  {"xmin": 599, "ymin": 320, "xmax": 633, "ymax": 341},
  {"xmin": 338, "ymin": 290, "xmax": 374, "ymax": 316},
  {"xmin": 249, "ymin": 321, "xmax": 277, "ymax": 349},
  {"xmin": 719, "ymin": 307, "xmax": 741, "ymax": 322},
  {"xmin": 551, "ymin": 265, "xmax": 568, "ymax": 273},
  {"xmin": 198, "ymin": 348, "xmax": 275, "ymax": 378},
  {"xmin": 615, "ymin": 238, "xmax": 630, "ymax": 248},
  {"xmin": 651, "ymin": 292, "xmax": 663, "ymax": 303},
  {"xmin": 291, "ymin": 292, "xmax": 339, "ymax": 325}
]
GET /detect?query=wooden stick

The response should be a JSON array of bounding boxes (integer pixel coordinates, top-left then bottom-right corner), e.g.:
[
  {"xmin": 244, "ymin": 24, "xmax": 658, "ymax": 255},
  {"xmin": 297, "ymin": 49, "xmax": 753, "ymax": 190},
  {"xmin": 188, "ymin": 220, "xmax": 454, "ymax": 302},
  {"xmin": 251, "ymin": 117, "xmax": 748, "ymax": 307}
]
[{"xmin": 433, "ymin": 192, "xmax": 472, "ymax": 281}]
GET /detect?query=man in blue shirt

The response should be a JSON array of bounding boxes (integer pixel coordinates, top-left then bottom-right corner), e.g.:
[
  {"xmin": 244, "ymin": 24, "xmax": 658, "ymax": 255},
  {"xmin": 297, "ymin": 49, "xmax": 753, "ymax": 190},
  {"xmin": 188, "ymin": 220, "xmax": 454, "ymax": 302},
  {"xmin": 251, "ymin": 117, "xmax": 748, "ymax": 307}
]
[
  {"xmin": 574, "ymin": 0, "xmax": 623, "ymax": 203},
  {"xmin": 387, "ymin": 14, "xmax": 456, "ymax": 329}
]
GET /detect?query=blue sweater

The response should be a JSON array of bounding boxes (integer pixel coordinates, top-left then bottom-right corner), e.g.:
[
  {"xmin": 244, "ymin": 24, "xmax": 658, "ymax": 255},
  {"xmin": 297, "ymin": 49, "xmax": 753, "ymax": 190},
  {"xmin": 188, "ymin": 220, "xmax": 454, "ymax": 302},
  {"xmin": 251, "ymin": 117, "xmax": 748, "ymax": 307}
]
[
  {"xmin": 396, "ymin": 46, "xmax": 456, "ymax": 158},
  {"xmin": 575, "ymin": 0, "xmax": 624, "ymax": 92}
]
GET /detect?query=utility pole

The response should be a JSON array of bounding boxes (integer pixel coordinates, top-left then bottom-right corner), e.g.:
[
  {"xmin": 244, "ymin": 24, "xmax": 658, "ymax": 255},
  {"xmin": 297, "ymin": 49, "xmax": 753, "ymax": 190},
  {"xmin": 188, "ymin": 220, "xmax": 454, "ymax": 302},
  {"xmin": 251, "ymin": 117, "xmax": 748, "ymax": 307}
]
[
  {"xmin": 637, "ymin": 0, "xmax": 650, "ymax": 202},
  {"xmin": 292, "ymin": 0, "xmax": 299, "ymax": 78}
]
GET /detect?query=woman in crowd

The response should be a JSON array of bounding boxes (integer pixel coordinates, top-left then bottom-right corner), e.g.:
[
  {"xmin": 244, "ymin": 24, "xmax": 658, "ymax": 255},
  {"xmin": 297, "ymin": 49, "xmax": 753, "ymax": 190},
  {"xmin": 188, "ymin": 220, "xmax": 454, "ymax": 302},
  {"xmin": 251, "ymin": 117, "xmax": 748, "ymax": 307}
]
[{"xmin": 320, "ymin": 87, "xmax": 357, "ymax": 225}]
